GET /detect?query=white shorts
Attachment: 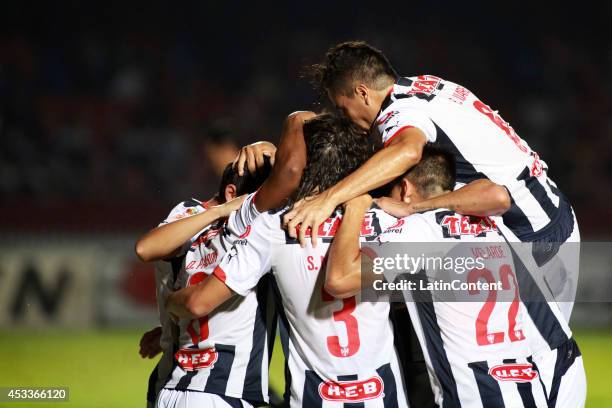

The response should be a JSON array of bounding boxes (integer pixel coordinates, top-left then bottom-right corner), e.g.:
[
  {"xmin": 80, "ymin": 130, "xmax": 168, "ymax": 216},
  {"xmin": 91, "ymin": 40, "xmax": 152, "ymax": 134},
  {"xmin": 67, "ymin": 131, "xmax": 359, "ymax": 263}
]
[
  {"xmin": 533, "ymin": 338, "xmax": 586, "ymax": 408},
  {"xmin": 156, "ymin": 389, "xmax": 255, "ymax": 408}
]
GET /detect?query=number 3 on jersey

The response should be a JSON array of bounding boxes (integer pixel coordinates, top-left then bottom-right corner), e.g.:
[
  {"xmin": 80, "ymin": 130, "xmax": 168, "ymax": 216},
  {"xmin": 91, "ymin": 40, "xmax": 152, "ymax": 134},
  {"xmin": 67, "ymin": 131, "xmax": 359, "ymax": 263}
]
[
  {"xmin": 322, "ymin": 288, "xmax": 361, "ymax": 357},
  {"xmin": 314, "ymin": 254, "xmax": 361, "ymax": 358}
]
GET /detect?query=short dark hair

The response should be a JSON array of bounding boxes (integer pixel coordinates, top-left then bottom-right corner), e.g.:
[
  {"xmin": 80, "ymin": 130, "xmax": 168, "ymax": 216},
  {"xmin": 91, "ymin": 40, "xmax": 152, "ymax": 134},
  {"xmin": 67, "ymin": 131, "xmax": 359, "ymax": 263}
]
[
  {"xmin": 293, "ymin": 113, "xmax": 374, "ymax": 203},
  {"xmin": 308, "ymin": 41, "xmax": 397, "ymax": 97},
  {"xmin": 217, "ymin": 160, "xmax": 271, "ymax": 203},
  {"xmin": 402, "ymin": 146, "xmax": 456, "ymax": 197}
]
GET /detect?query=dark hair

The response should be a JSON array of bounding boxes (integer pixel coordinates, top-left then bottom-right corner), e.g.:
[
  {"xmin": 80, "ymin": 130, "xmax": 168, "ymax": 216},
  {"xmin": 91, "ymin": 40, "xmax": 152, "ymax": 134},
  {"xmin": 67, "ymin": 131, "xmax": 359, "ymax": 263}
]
[
  {"xmin": 402, "ymin": 146, "xmax": 456, "ymax": 197},
  {"xmin": 292, "ymin": 113, "xmax": 374, "ymax": 203},
  {"xmin": 308, "ymin": 41, "xmax": 397, "ymax": 97},
  {"xmin": 217, "ymin": 160, "xmax": 272, "ymax": 203},
  {"xmin": 203, "ymin": 117, "xmax": 239, "ymax": 146}
]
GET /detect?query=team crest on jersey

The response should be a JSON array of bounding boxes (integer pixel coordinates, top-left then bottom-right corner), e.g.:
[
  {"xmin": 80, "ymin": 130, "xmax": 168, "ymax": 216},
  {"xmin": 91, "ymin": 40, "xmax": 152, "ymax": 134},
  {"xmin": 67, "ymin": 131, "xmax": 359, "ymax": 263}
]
[
  {"xmin": 319, "ymin": 376, "xmax": 384, "ymax": 402},
  {"xmin": 288, "ymin": 211, "xmax": 382, "ymax": 244},
  {"xmin": 171, "ymin": 207, "xmax": 201, "ymax": 221},
  {"xmin": 436, "ymin": 211, "xmax": 497, "ymax": 239},
  {"xmin": 399, "ymin": 75, "xmax": 443, "ymax": 102},
  {"xmin": 488, "ymin": 363, "xmax": 538, "ymax": 383},
  {"xmin": 175, "ymin": 348, "xmax": 218, "ymax": 371}
]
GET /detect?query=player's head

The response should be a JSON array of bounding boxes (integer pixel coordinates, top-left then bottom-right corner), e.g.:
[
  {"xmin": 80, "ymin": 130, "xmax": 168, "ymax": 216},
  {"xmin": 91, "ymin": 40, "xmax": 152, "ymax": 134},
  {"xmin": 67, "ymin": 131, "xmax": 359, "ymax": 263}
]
[
  {"xmin": 390, "ymin": 146, "xmax": 456, "ymax": 203},
  {"xmin": 217, "ymin": 160, "xmax": 271, "ymax": 203},
  {"xmin": 309, "ymin": 41, "xmax": 397, "ymax": 130},
  {"xmin": 293, "ymin": 113, "xmax": 373, "ymax": 203}
]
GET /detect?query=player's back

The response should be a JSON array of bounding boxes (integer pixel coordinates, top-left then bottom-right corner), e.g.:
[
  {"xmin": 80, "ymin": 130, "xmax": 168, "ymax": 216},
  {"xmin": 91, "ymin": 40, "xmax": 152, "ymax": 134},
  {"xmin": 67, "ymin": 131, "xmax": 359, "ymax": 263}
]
[
  {"xmin": 218, "ymin": 197, "xmax": 409, "ymax": 408},
  {"xmin": 376, "ymin": 209, "xmax": 548, "ymax": 407},
  {"xmin": 378, "ymin": 75, "xmax": 567, "ymax": 240},
  {"xmin": 160, "ymin": 199, "xmax": 272, "ymax": 405}
]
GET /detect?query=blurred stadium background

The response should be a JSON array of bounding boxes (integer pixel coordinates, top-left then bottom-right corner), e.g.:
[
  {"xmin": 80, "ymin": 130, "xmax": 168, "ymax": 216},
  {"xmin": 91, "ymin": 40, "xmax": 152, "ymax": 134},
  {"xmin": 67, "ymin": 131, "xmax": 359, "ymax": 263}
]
[{"xmin": 1, "ymin": 2, "xmax": 611, "ymax": 407}]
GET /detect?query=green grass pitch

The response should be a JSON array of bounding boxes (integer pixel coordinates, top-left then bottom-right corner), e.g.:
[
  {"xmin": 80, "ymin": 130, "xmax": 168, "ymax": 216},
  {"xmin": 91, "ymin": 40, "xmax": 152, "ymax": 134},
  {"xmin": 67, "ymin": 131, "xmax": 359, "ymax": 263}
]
[{"xmin": 0, "ymin": 329, "xmax": 609, "ymax": 407}]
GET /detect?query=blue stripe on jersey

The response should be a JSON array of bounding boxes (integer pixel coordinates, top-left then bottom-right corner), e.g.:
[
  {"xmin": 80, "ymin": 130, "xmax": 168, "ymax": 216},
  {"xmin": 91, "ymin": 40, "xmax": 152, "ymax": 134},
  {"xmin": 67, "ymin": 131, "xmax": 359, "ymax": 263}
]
[
  {"xmin": 431, "ymin": 123, "xmax": 494, "ymax": 190},
  {"xmin": 547, "ymin": 338, "xmax": 581, "ymax": 408},
  {"xmin": 413, "ymin": 270, "xmax": 461, "ymax": 408},
  {"xmin": 467, "ymin": 360, "xmax": 505, "ymax": 407},
  {"xmin": 503, "ymin": 358, "xmax": 537, "ymax": 408},
  {"xmin": 503, "ymin": 196, "xmax": 536, "ymax": 238},
  {"xmin": 270, "ymin": 276, "xmax": 292, "ymax": 406},
  {"xmin": 431, "ymin": 121, "xmax": 546, "ymax": 240},
  {"xmin": 302, "ymin": 370, "xmax": 323, "ymax": 408},
  {"xmin": 218, "ymin": 395, "xmax": 247, "ymax": 408},
  {"xmin": 376, "ymin": 363, "xmax": 400, "ymax": 408},
  {"xmin": 507, "ymin": 243, "xmax": 569, "ymax": 350},
  {"xmin": 527, "ymin": 356, "xmax": 549, "ymax": 402},
  {"xmin": 517, "ymin": 167, "xmax": 559, "ymax": 221},
  {"xmin": 241, "ymin": 278, "xmax": 271, "ymax": 403},
  {"xmin": 337, "ymin": 374, "xmax": 364, "ymax": 408},
  {"xmin": 203, "ymin": 344, "xmax": 236, "ymax": 394},
  {"xmin": 175, "ymin": 370, "xmax": 197, "ymax": 391}
]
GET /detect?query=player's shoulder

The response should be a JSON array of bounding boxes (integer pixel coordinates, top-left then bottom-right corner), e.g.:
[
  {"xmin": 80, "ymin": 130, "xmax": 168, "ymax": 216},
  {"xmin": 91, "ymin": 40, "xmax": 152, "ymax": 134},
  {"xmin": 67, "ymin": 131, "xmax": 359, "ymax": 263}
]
[
  {"xmin": 230, "ymin": 203, "xmax": 284, "ymax": 242},
  {"xmin": 162, "ymin": 198, "xmax": 207, "ymax": 225},
  {"xmin": 369, "ymin": 205, "xmax": 399, "ymax": 228}
]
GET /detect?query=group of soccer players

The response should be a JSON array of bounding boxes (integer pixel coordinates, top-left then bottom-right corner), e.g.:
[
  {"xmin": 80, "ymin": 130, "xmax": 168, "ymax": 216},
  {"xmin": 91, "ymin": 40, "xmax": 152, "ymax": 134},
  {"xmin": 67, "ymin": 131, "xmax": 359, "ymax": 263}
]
[{"xmin": 136, "ymin": 41, "xmax": 586, "ymax": 407}]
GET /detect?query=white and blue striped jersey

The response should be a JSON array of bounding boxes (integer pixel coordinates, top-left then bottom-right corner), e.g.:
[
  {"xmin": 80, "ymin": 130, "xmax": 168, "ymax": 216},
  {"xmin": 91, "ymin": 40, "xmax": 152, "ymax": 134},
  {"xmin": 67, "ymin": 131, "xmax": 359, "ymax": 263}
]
[
  {"xmin": 158, "ymin": 198, "xmax": 273, "ymax": 405},
  {"xmin": 376, "ymin": 209, "xmax": 563, "ymax": 407},
  {"xmin": 213, "ymin": 194, "xmax": 409, "ymax": 408},
  {"xmin": 148, "ymin": 199, "xmax": 205, "ymax": 406},
  {"xmin": 375, "ymin": 75, "xmax": 567, "ymax": 242}
]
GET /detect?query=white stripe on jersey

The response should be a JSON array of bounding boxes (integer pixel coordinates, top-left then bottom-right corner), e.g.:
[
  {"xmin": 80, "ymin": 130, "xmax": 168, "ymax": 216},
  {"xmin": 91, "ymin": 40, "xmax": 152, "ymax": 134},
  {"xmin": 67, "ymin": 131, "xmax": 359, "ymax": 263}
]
[
  {"xmin": 158, "ymin": 199, "xmax": 270, "ymax": 404},
  {"xmin": 215, "ymin": 195, "xmax": 409, "ymax": 408},
  {"xmin": 375, "ymin": 75, "xmax": 562, "ymax": 239},
  {"xmin": 377, "ymin": 209, "xmax": 551, "ymax": 407}
]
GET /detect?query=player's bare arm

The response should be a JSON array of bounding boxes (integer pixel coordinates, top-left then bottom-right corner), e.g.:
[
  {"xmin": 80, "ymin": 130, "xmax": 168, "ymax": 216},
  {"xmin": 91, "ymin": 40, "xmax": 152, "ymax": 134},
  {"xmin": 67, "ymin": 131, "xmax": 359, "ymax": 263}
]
[
  {"xmin": 234, "ymin": 111, "xmax": 314, "ymax": 212},
  {"xmin": 375, "ymin": 178, "xmax": 511, "ymax": 218},
  {"xmin": 284, "ymin": 128, "xmax": 426, "ymax": 247},
  {"xmin": 134, "ymin": 195, "xmax": 246, "ymax": 262},
  {"xmin": 165, "ymin": 274, "xmax": 234, "ymax": 319},
  {"xmin": 325, "ymin": 194, "xmax": 373, "ymax": 299}
]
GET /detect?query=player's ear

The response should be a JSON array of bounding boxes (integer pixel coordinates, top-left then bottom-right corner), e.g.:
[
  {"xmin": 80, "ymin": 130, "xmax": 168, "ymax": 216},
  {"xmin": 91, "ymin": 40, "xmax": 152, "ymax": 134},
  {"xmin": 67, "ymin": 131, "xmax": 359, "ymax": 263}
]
[
  {"xmin": 224, "ymin": 184, "xmax": 237, "ymax": 202},
  {"xmin": 401, "ymin": 178, "xmax": 414, "ymax": 203},
  {"xmin": 356, "ymin": 83, "xmax": 369, "ymax": 104}
]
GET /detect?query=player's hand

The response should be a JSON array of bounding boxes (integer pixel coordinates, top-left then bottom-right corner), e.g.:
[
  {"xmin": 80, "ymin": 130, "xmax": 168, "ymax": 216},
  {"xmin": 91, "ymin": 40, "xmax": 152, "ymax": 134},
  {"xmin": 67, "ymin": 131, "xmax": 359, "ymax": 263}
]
[
  {"xmin": 233, "ymin": 141, "xmax": 277, "ymax": 176},
  {"xmin": 373, "ymin": 197, "xmax": 415, "ymax": 218},
  {"xmin": 214, "ymin": 194, "xmax": 247, "ymax": 217},
  {"xmin": 343, "ymin": 194, "xmax": 373, "ymax": 211},
  {"xmin": 283, "ymin": 192, "xmax": 338, "ymax": 248},
  {"xmin": 139, "ymin": 326, "xmax": 163, "ymax": 359}
]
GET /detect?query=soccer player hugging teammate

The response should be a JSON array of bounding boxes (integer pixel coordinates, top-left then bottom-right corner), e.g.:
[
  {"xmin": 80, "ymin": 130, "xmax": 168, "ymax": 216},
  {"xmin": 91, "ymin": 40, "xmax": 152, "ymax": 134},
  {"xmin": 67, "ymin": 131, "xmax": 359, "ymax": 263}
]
[
  {"xmin": 285, "ymin": 41, "xmax": 585, "ymax": 407},
  {"xmin": 328, "ymin": 147, "xmax": 557, "ymax": 407},
  {"xmin": 135, "ymin": 161, "xmax": 275, "ymax": 408},
  {"xmin": 167, "ymin": 113, "xmax": 410, "ymax": 408}
]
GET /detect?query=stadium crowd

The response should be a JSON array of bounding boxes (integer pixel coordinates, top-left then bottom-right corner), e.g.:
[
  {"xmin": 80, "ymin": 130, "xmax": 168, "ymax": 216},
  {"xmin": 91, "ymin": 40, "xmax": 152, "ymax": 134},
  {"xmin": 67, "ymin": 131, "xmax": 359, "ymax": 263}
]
[{"xmin": 0, "ymin": 2, "xmax": 610, "ymax": 233}]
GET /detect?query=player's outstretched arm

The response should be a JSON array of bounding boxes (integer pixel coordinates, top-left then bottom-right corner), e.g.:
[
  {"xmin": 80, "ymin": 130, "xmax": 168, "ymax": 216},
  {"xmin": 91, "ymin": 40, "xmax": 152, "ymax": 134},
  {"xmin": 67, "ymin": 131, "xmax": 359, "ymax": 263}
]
[
  {"xmin": 284, "ymin": 128, "xmax": 427, "ymax": 247},
  {"xmin": 135, "ymin": 195, "xmax": 246, "ymax": 262},
  {"xmin": 375, "ymin": 179, "xmax": 511, "ymax": 218},
  {"xmin": 165, "ymin": 274, "xmax": 234, "ymax": 319},
  {"xmin": 325, "ymin": 194, "xmax": 373, "ymax": 299},
  {"xmin": 234, "ymin": 111, "xmax": 314, "ymax": 212}
]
